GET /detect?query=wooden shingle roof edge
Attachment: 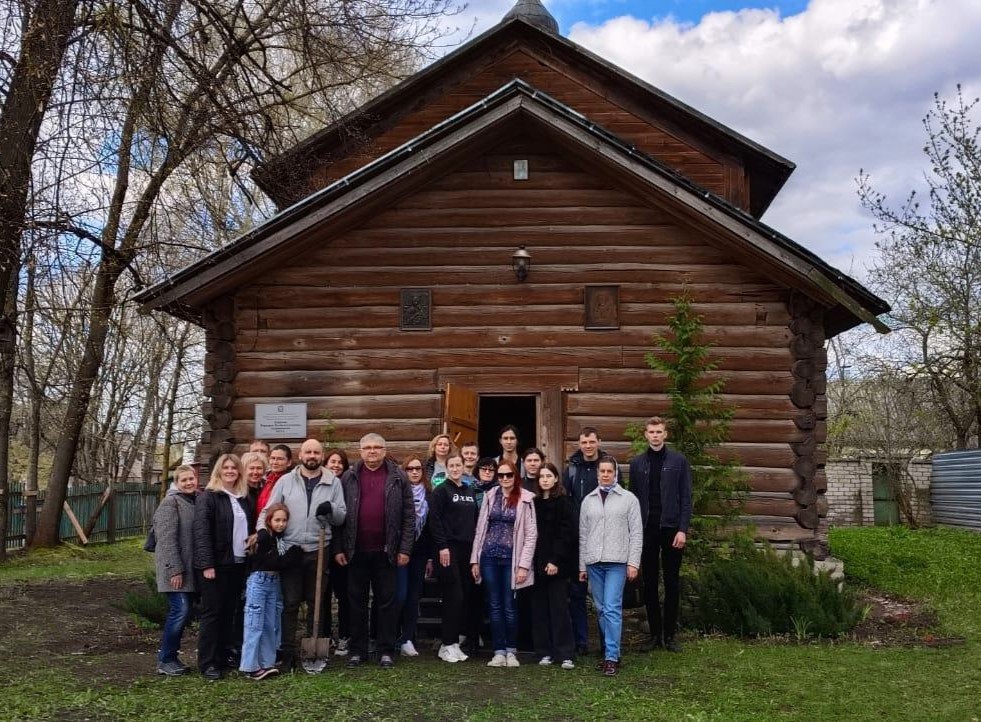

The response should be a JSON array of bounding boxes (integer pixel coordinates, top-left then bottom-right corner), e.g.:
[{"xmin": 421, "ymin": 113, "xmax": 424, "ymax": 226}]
[
  {"xmin": 134, "ymin": 79, "xmax": 889, "ymax": 337},
  {"xmin": 251, "ymin": 16, "xmax": 796, "ymax": 220}
]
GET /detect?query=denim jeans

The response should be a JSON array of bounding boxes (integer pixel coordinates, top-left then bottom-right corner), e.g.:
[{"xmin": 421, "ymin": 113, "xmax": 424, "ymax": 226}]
[
  {"xmin": 481, "ymin": 556, "xmax": 517, "ymax": 654},
  {"xmin": 239, "ymin": 571, "xmax": 283, "ymax": 672},
  {"xmin": 398, "ymin": 548, "xmax": 429, "ymax": 644},
  {"xmin": 158, "ymin": 592, "xmax": 193, "ymax": 664},
  {"xmin": 586, "ymin": 562, "xmax": 627, "ymax": 662}
]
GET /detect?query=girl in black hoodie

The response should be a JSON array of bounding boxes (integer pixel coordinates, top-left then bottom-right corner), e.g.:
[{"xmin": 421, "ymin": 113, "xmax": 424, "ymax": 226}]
[{"xmin": 532, "ymin": 462, "xmax": 577, "ymax": 669}]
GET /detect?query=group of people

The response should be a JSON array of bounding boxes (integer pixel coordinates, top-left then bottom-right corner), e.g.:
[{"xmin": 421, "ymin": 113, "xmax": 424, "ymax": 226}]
[{"xmin": 151, "ymin": 417, "xmax": 691, "ymax": 680}]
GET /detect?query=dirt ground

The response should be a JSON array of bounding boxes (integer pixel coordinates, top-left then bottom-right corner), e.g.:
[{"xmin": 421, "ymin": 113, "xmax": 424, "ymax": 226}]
[{"xmin": 0, "ymin": 578, "xmax": 959, "ymax": 688}]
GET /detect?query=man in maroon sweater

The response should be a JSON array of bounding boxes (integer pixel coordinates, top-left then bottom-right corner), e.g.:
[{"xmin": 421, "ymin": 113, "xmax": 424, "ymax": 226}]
[{"xmin": 332, "ymin": 433, "xmax": 414, "ymax": 668}]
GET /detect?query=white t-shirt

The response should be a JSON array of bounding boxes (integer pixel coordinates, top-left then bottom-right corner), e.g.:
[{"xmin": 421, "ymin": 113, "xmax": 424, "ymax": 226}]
[{"xmin": 225, "ymin": 489, "xmax": 248, "ymax": 560}]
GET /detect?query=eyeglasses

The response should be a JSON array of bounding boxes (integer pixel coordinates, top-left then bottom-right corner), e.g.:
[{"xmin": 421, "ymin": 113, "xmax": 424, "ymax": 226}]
[
  {"xmin": 361, "ymin": 445, "xmax": 385, "ymax": 451},
  {"xmin": 405, "ymin": 466, "xmax": 423, "ymax": 472},
  {"xmin": 497, "ymin": 472, "xmax": 515, "ymax": 479},
  {"xmin": 479, "ymin": 466, "xmax": 496, "ymax": 473}
]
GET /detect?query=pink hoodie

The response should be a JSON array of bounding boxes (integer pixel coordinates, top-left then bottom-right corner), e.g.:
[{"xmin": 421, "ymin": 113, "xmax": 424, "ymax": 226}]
[{"xmin": 470, "ymin": 486, "xmax": 538, "ymax": 589}]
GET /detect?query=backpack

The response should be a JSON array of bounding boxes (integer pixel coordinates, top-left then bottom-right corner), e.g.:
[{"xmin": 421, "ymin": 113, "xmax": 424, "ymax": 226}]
[{"xmin": 143, "ymin": 525, "xmax": 156, "ymax": 552}]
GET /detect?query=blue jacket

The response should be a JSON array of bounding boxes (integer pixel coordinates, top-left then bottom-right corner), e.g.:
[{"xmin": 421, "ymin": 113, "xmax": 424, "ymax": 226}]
[{"xmin": 628, "ymin": 447, "xmax": 693, "ymax": 533}]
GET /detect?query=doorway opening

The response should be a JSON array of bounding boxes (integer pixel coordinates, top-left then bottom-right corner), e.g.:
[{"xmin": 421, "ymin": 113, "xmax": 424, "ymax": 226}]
[{"xmin": 478, "ymin": 395, "xmax": 537, "ymax": 458}]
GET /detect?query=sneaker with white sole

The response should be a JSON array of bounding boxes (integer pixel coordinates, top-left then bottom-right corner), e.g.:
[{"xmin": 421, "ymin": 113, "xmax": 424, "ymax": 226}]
[
  {"xmin": 450, "ymin": 643, "xmax": 469, "ymax": 662},
  {"xmin": 438, "ymin": 644, "xmax": 460, "ymax": 663},
  {"xmin": 560, "ymin": 659, "xmax": 575, "ymax": 670},
  {"xmin": 505, "ymin": 652, "xmax": 520, "ymax": 667},
  {"xmin": 400, "ymin": 640, "xmax": 419, "ymax": 657},
  {"xmin": 538, "ymin": 656, "xmax": 552, "ymax": 666},
  {"xmin": 334, "ymin": 637, "xmax": 349, "ymax": 657},
  {"xmin": 487, "ymin": 653, "xmax": 507, "ymax": 667}
]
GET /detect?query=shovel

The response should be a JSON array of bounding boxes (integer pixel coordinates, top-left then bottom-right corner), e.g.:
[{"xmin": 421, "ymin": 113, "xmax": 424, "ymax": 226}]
[{"xmin": 300, "ymin": 525, "xmax": 330, "ymax": 673}]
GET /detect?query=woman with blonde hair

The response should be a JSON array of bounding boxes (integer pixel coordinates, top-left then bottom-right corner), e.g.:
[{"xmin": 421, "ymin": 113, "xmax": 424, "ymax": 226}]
[
  {"xmin": 193, "ymin": 454, "xmax": 256, "ymax": 680},
  {"xmin": 425, "ymin": 433, "xmax": 457, "ymax": 484}
]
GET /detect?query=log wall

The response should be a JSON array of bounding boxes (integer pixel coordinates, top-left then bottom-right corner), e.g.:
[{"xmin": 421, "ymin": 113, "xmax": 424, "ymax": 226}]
[
  {"xmin": 229, "ymin": 133, "xmax": 821, "ymax": 541},
  {"xmin": 293, "ymin": 46, "xmax": 745, "ymax": 211}
]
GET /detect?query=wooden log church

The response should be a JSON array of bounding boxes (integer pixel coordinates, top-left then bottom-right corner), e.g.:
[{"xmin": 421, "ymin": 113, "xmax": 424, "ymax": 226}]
[{"xmin": 136, "ymin": 0, "xmax": 889, "ymax": 544}]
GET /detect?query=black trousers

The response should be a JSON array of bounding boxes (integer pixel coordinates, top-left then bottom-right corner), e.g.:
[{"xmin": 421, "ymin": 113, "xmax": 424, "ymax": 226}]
[
  {"xmin": 348, "ymin": 550, "xmax": 398, "ymax": 657},
  {"xmin": 437, "ymin": 541, "xmax": 477, "ymax": 646},
  {"xmin": 532, "ymin": 574, "xmax": 575, "ymax": 661},
  {"xmin": 641, "ymin": 526, "xmax": 684, "ymax": 640},
  {"xmin": 280, "ymin": 550, "xmax": 327, "ymax": 657},
  {"xmin": 195, "ymin": 562, "xmax": 246, "ymax": 671},
  {"xmin": 323, "ymin": 558, "xmax": 350, "ymax": 639}
]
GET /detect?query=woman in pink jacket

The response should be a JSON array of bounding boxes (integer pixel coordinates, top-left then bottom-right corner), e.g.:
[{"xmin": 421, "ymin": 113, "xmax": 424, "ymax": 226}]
[{"xmin": 471, "ymin": 460, "xmax": 537, "ymax": 668}]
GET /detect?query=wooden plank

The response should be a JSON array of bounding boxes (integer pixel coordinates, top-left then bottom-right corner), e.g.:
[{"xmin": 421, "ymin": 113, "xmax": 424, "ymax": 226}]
[
  {"xmin": 362, "ymin": 205, "xmax": 670, "ymax": 229},
  {"xmin": 564, "ymin": 417, "xmax": 806, "ymax": 443},
  {"xmin": 62, "ymin": 501, "xmax": 89, "ymax": 545},
  {"xmin": 237, "ymin": 348, "xmax": 615, "ymax": 372},
  {"xmin": 437, "ymin": 367, "xmax": 579, "ymax": 392},
  {"xmin": 238, "ymin": 283, "xmax": 786, "ymax": 309},
  {"xmin": 342, "ymin": 224, "xmax": 699, "ymax": 248},
  {"xmin": 622, "ymin": 347, "xmax": 793, "ymax": 372},
  {"xmin": 238, "ymin": 301, "xmax": 790, "ymax": 331},
  {"xmin": 444, "ymin": 382, "xmax": 479, "ymax": 447},
  {"xmin": 541, "ymin": 388, "xmax": 564, "ymax": 464},
  {"xmin": 578, "ymin": 369, "xmax": 795, "ymax": 395},
  {"xmin": 236, "ymin": 326, "xmax": 792, "ymax": 353},
  {"xmin": 566, "ymin": 393, "xmax": 796, "ymax": 420},
  {"xmin": 229, "ymin": 418, "xmax": 439, "ymax": 442},
  {"xmin": 264, "ymin": 264, "xmax": 771, "ymax": 288},
  {"xmin": 234, "ymin": 369, "xmax": 438, "ymax": 396},
  {"xmin": 231, "ymin": 394, "xmax": 441, "ymax": 420}
]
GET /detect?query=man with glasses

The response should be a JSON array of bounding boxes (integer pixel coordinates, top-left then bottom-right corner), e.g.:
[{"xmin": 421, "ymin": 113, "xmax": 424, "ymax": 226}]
[{"xmin": 332, "ymin": 433, "xmax": 415, "ymax": 668}]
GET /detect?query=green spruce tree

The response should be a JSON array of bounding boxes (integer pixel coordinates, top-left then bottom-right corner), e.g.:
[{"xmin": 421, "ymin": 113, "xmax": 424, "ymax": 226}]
[{"xmin": 626, "ymin": 293, "xmax": 747, "ymax": 554}]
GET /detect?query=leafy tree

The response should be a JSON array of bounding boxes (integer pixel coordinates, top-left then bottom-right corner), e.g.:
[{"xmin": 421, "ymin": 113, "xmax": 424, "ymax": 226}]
[
  {"xmin": 858, "ymin": 86, "xmax": 981, "ymax": 448},
  {"xmin": 626, "ymin": 294, "xmax": 747, "ymax": 555}
]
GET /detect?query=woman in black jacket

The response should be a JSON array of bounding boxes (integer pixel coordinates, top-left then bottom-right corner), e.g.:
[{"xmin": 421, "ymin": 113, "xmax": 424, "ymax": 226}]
[
  {"xmin": 193, "ymin": 453, "xmax": 256, "ymax": 680},
  {"xmin": 532, "ymin": 462, "xmax": 577, "ymax": 669}
]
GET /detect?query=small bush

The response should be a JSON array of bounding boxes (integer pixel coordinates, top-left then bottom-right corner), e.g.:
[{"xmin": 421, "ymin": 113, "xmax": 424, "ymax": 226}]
[
  {"xmin": 691, "ymin": 543, "xmax": 862, "ymax": 638},
  {"xmin": 120, "ymin": 572, "xmax": 169, "ymax": 629}
]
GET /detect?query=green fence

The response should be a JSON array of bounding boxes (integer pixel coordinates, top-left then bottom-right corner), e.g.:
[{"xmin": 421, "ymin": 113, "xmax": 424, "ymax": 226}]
[{"xmin": 5, "ymin": 482, "xmax": 159, "ymax": 550}]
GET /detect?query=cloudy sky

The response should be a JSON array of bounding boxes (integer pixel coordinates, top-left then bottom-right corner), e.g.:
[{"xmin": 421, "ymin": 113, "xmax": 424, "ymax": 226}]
[{"xmin": 443, "ymin": 0, "xmax": 981, "ymax": 284}]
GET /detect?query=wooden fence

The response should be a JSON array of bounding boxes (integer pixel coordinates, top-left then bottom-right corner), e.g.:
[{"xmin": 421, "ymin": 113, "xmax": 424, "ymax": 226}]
[{"xmin": 5, "ymin": 482, "xmax": 159, "ymax": 550}]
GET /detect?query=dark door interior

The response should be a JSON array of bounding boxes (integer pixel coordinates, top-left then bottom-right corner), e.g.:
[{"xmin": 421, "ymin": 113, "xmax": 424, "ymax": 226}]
[{"xmin": 478, "ymin": 395, "xmax": 537, "ymax": 458}]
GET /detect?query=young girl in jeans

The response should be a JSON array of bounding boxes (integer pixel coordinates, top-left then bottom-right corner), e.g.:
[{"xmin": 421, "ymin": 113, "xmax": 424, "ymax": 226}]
[
  {"xmin": 470, "ymin": 460, "xmax": 538, "ymax": 668},
  {"xmin": 239, "ymin": 502, "xmax": 302, "ymax": 680}
]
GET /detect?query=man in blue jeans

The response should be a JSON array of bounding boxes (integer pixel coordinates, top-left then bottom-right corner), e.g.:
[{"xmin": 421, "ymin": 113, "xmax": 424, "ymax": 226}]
[{"xmin": 562, "ymin": 426, "xmax": 605, "ymax": 655}]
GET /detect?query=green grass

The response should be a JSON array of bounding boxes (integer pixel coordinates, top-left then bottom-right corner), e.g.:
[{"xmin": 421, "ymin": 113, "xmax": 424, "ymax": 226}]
[
  {"xmin": 830, "ymin": 525, "xmax": 981, "ymax": 637},
  {"xmin": 0, "ymin": 538, "xmax": 151, "ymax": 585},
  {"xmin": 1, "ymin": 529, "xmax": 981, "ymax": 721}
]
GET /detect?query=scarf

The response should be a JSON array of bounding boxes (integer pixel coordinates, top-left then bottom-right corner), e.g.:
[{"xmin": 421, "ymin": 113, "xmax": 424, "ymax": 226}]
[{"xmin": 411, "ymin": 483, "xmax": 429, "ymax": 539}]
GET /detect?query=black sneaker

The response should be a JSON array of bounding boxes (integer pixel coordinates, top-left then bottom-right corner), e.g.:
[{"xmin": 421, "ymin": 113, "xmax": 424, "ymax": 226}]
[
  {"xmin": 379, "ymin": 654, "xmax": 394, "ymax": 669},
  {"xmin": 664, "ymin": 637, "xmax": 683, "ymax": 653},
  {"xmin": 156, "ymin": 661, "xmax": 187, "ymax": 676},
  {"xmin": 247, "ymin": 668, "xmax": 279, "ymax": 680},
  {"xmin": 202, "ymin": 666, "xmax": 222, "ymax": 682},
  {"xmin": 346, "ymin": 655, "xmax": 363, "ymax": 668}
]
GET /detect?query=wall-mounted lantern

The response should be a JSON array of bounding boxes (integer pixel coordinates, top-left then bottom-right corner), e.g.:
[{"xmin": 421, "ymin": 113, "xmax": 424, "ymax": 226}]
[{"xmin": 512, "ymin": 246, "xmax": 532, "ymax": 282}]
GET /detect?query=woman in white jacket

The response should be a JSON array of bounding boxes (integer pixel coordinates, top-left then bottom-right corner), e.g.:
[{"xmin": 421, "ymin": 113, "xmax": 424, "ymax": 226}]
[{"xmin": 578, "ymin": 456, "xmax": 642, "ymax": 677}]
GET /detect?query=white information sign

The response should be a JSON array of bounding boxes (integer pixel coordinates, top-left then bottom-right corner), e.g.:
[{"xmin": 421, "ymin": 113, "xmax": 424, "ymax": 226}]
[{"xmin": 254, "ymin": 403, "xmax": 307, "ymax": 439}]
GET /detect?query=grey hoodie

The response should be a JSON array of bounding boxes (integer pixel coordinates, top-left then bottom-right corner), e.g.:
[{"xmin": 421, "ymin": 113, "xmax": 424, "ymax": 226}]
[{"xmin": 257, "ymin": 465, "xmax": 347, "ymax": 552}]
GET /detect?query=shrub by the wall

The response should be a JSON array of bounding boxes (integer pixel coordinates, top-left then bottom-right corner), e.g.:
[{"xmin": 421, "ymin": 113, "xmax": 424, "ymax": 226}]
[{"xmin": 691, "ymin": 544, "xmax": 862, "ymax": 638}]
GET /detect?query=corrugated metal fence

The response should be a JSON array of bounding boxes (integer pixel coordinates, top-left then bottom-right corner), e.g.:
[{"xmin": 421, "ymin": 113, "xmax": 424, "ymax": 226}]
[
  {"xmin": 931, "ymin": 449, "xmax": 981, "ymax": 531},
  {"xmin": 5, "ymin": 482, "xmax": 159, "ymax": 550}
]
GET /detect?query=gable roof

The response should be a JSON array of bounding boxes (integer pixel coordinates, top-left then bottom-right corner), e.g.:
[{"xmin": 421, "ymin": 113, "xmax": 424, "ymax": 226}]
[
  {"xmin": 252, "ymin": 16, "xmax": 795, "ymax": 219},
  {"xmin": 136, "ymin": 79, "xmax": 888, "ymax": 336}
]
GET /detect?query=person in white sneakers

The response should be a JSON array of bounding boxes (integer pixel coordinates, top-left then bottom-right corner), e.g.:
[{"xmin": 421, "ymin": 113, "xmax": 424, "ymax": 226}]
[
  {"xmin": 428, "ymin": 453, "xmax": 479, "ymax": 663},
  {"xmin": 471, "ymin": 460, "xmax": 538, "ymax": 668}
]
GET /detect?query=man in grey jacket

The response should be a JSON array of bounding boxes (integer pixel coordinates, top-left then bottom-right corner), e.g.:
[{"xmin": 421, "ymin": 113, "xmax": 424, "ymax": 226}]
[{"xmin": 258, "ymin": 438, "xmax": 346, "ymax": 671}]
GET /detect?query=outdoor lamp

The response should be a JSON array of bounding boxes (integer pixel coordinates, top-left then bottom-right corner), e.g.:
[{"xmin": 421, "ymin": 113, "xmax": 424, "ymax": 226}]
[{"xmin": 512, "ymin": 246, "xmax": 532, "ymax": 282}]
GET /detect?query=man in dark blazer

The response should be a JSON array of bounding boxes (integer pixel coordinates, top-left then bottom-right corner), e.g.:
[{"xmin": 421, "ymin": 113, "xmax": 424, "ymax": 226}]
[{"xmin": 628, "ymin": 416, "xmax": 692, "ymax": 652}]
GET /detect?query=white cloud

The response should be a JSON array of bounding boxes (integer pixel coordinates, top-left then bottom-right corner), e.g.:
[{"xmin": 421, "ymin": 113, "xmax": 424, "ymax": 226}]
[{"xmin": 562, "ymin": 0, "xmax": 981, "ymax": 280}]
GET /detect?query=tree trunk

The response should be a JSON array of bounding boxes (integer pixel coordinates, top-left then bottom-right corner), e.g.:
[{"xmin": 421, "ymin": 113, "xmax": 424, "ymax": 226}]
[
  {"xmin": 0, "ymin": 0, "xmax": 81, "ymax": 556},
  {"xmin": 33, "ymin": 261, "xmax": 123, "ymax": 547},
  {"xmin": 160, "ymin": 323, "xmax": 191, "ymax": 499}
]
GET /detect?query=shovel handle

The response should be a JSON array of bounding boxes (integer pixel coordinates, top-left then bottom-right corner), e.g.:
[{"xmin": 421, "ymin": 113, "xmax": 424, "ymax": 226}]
[{"xmin": 311, "ymin": 525, "xmax": 326, "ymax": 634}]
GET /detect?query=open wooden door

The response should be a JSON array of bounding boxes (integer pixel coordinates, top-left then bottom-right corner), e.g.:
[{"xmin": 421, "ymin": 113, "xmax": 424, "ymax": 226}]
[{"xmin": 443, "ymin": 382, "xmax": 479, "ymax": 449}]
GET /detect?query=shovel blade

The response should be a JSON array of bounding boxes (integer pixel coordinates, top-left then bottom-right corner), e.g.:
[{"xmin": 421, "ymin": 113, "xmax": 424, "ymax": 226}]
[{"xmin": 300, "ymin": 636, "xmax": 330, "ymax": 660}]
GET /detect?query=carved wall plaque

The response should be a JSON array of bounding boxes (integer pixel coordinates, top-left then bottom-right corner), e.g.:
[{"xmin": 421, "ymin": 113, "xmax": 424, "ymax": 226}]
[
  {"xmin": 400, "ymin": 288, "xmax": 432, "ymax": 331},
  {"xmin": 584, "ymin": 284, "xmax": 620, "ymax": 330}
]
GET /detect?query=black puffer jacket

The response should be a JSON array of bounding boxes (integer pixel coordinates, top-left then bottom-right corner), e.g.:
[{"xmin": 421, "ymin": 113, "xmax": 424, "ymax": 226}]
[
  {"xmin": 533, "ymin": 495, "xmax": 576, "ymax": 578},
  {"xmin": 193, "ymin": 489, "xmax": 256, "ymax": 570}
]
